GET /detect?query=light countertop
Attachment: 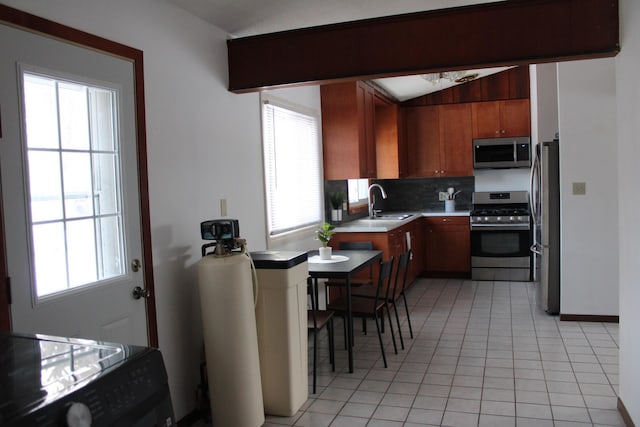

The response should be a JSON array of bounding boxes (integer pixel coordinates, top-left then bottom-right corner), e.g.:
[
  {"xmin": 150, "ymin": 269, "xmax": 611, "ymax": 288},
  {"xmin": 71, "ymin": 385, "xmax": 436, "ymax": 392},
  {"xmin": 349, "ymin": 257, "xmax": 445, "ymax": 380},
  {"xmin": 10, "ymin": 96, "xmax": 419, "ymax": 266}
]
[{"xmin": 333, "ymin": 210, "xmax": 470, "ymax": 233}]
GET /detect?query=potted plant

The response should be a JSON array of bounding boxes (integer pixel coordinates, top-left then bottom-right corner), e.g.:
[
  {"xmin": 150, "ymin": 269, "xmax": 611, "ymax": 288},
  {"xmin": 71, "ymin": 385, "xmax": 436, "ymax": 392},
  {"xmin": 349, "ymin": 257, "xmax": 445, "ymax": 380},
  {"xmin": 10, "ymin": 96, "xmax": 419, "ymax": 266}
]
[
  {"xmin": 316, "ymin": 222, "xmax": 335, "ymax": 260},
  {"xmin": 329, "ymin": 192, "xmax": 345, "ymax": 222}
]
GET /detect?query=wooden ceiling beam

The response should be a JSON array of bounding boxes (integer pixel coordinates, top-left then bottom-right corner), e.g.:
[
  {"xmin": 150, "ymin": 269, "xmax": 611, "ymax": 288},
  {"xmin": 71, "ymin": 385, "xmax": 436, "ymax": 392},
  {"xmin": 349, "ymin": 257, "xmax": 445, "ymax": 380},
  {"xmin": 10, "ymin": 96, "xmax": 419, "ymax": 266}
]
[{"xmin": 227, "ymin": 0, "xmax": 619, "ymax": 93}]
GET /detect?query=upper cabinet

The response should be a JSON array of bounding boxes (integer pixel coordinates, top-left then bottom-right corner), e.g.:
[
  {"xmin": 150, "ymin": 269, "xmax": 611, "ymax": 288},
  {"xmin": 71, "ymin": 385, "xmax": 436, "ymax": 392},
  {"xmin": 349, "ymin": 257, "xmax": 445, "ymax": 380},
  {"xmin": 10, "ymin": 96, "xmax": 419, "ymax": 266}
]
[
  {"xmin": 471, "ymin": 99, "xmax": 531, "ymax": 138},
  {"xmin": 403, "ymin": 104, "xmax": 473, "ymax": 177},
  {"xmin": 321, "ymin": 81, "xmax": 377, "ymax": 179},
  {"xmin": 375, "ymin": 95, "xmax": 405, "ymax": 179}
]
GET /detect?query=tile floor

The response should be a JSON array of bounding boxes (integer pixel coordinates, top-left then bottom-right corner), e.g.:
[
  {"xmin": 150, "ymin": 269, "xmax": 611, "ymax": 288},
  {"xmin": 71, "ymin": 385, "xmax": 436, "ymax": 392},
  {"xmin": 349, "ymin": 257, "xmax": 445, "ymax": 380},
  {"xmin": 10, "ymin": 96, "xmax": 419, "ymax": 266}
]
[{"xmin": 199, "ymin": 278, "xmax": 624, "ymax": 426}]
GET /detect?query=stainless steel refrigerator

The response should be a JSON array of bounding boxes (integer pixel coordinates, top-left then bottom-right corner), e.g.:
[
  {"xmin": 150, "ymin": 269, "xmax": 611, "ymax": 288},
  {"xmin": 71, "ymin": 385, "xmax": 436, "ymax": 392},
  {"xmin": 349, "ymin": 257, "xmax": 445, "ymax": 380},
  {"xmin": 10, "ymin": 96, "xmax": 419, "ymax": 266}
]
[{"xmin": 530, "ymin": 139, "xmax": 560, "ymax": 314}]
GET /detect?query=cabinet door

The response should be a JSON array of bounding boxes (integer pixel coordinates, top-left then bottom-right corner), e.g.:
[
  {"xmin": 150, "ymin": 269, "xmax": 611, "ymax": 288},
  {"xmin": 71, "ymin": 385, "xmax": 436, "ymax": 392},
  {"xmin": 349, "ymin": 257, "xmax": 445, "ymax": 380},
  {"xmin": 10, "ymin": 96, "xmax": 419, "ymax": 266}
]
[
  {"xmin": 424, "ymin": 217, "xmax": 470, "ymax": 273},
  {"xmin": 404, "ymin": 106, "xmax": 440, "ymax": 177},
  {"xmin": 321, "ymin": 82, "xmax": 377, "ymax": 179},
  {"xmin": 321, "ymin": 82, "xmax": 362, "ymax": 179},
  {"xmin": 358, "ymin": 82, "xmax": 377, "ymax": 177},
  {"xmin": 439, "ymin": 104, "xmax": 473, "ymax": 177},
  {"xmin": 375, "ymin": 101, "xmax": 401, "ymax": 179},
  {"xmin": 501, "ymin": 98, "xmax": 531, "ymax": 137},
  {"xmin": 471, "ymin": 101, "xmax": 501, "ymax": 138}
]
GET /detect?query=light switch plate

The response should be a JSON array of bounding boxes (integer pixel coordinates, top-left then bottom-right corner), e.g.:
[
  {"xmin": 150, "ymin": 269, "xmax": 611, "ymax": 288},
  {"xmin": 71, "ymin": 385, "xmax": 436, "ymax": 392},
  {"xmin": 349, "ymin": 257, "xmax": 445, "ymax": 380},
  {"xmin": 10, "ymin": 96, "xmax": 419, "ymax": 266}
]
[
  {"xmin": 572, "ymin": 182, "xmax": 586, "ymax": 195},
  {"xmin": 438, "ymin": 192, "xmax": 448, "ymax": 201},
  {"xmin": 220, "ymin": 198, "xmax": 228, "ymax": 216}
]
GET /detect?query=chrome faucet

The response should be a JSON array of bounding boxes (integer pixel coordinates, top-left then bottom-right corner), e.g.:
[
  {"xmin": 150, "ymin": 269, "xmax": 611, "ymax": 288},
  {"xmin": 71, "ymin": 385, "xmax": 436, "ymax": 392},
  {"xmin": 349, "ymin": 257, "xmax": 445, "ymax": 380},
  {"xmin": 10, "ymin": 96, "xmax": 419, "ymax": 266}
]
[{"xmin": 368, "ymin": 183, "xmax": 388, "ymax": 218}]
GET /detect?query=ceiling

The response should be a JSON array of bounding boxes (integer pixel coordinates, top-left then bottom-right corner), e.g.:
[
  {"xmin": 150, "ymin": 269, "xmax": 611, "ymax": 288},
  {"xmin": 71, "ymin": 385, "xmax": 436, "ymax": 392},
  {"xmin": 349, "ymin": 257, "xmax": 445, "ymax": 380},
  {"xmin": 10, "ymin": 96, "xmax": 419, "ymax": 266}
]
[{"xmin": 166, "ymin": 0, "xmax": 508, "ymax": 100}]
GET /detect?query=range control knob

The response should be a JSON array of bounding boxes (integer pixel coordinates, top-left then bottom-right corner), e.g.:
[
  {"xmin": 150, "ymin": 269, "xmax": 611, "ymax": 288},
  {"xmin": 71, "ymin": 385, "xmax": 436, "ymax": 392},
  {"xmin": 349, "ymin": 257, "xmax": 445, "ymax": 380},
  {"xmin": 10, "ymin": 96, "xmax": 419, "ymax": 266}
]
[
  {"xmin": 509, "ymin": 216, "xmax": 515, "ymax": 221},
  {"xmin": 66, "ymin": 402, "xmax": 92, "ymax": 427}
]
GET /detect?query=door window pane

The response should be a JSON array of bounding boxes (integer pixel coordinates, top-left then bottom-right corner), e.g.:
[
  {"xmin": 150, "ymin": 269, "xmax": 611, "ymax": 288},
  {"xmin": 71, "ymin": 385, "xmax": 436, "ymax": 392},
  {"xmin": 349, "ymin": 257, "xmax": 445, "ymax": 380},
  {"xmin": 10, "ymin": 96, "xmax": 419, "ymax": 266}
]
[
  {"xmin": 62, "ymin": 152, "xmax": 93, "ymax": 219},
  {"xmin": 28, "ymin": 151, "xmax": 63, "ymax": 222},
  {"xmin": 59, "ymin": 82, "xmax": 90, "ymax": 150},
  {"xmin": 23, "ymin": 74, "xmax": 59, "ymax": 149},
  {"xmin": 22, "ymin": 71, "xmax": 125, "ymax": 299}
]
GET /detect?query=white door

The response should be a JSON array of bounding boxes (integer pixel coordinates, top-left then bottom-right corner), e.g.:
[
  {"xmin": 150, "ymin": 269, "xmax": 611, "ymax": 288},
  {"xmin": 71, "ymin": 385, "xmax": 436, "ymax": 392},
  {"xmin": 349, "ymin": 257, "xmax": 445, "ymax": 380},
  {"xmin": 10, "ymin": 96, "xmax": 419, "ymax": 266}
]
[{"xmin": 0, "ymin": 23, "xmax": 149, "ymax": 346}]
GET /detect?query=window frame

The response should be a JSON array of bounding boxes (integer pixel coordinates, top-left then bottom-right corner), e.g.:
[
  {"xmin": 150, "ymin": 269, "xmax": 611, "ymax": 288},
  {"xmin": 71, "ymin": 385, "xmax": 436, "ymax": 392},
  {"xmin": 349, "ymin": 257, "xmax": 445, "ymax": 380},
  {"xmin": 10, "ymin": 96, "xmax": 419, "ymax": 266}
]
[{"xmin": 260, "ymin": 93, "xmax": 324, "ymax": 248}]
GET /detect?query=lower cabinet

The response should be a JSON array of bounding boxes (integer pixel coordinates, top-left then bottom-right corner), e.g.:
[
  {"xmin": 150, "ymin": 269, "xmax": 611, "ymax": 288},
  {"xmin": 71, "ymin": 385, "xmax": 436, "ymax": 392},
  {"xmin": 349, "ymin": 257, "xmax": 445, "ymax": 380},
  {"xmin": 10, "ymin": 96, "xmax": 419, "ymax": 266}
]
[
  {"xmin": 330, "ymin": 218, "xmax": 424, "ymax": 290},
  {"xmin": 424, "ymin": 216, "xmax": 470, "ymax": 275}
]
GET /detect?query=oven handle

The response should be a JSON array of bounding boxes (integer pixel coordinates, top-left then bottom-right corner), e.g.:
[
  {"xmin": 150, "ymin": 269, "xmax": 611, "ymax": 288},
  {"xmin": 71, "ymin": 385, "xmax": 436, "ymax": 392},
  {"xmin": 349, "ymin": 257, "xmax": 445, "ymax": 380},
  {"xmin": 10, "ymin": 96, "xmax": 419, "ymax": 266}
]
[{"xmin": 470, "ymin": 224, "xmax": 531, "ymax": 231}]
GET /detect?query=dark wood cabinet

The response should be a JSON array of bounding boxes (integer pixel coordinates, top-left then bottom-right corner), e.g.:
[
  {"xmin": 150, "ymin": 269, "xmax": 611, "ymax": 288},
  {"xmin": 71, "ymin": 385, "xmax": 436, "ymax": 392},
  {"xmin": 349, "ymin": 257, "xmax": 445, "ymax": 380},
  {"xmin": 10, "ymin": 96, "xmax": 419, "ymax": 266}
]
[
  {"xmin": 321, "ymin": 81, "xmax": 377, "ymax": 179},
  {"xmin": 330, "ymin": 218, "xmax": 424, "ymax": 289},
  {"xmin": 471, "ymin": 99, "xmax": 531, "ymax": 139},
  {"xmin": 403, "ymin": 104, "xmax": 473, "ymax": 177},
  {"xmin": 424, "ymin": 216, "xmax": 470, "ymax": 274},
  {"xmin": 439, "ymin": 103, "xmax": 473, "ymax": 177},
  {"xmin": 374, "ymin": 95, "xmax": 404, "ymax": 179},
  {"xmin": 404, "ymin": 106, "xmax": 440, "ymax": 177}
]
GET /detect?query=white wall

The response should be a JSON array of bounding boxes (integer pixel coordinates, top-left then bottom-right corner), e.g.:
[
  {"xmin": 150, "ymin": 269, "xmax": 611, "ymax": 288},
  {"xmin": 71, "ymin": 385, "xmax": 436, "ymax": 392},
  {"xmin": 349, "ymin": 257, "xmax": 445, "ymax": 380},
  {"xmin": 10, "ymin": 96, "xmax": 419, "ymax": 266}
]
[
  {"xmin": 617, "ymin": 0, "xmax": 640, "ymax": 423},
  {"xmin": 556, "ymin": 58, "xmax": 619, "ymax": 316},
  {"xmin": 0, "ymin": 0, "xmax": 321, "ymax": 419}
]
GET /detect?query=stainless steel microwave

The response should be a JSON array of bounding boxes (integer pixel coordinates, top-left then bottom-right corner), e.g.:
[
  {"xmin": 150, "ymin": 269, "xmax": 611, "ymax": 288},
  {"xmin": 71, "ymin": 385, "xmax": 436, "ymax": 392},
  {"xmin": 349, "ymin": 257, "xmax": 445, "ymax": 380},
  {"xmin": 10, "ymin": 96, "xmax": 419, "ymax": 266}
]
[{"xmin": 473, "ymin": 137, "xmax": 531, "ymax": 169}]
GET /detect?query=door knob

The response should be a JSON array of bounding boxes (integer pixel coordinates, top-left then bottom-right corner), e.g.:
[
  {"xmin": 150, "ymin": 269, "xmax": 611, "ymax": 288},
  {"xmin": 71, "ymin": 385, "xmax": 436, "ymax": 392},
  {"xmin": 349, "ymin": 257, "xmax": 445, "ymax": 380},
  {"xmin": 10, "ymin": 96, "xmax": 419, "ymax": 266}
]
[{"xmin": 132, "ymin": 286, "xmax": 150, "ymax": 299}]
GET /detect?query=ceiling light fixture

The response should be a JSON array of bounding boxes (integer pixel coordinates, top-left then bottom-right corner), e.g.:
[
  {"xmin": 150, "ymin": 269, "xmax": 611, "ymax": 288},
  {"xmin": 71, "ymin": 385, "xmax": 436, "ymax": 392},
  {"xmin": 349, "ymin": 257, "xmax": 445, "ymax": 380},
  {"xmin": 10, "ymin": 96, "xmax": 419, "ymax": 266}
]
[{"xmin": 421, "ymin": 71, "xmax": 479, "ymax": 86}]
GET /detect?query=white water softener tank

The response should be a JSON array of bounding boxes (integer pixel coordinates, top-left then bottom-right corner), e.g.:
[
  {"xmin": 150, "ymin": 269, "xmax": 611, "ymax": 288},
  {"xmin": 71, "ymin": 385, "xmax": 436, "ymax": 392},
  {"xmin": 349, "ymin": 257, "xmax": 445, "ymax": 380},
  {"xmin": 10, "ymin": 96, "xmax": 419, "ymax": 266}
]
[{"xmin": 198, "ymin": 220, "xmax": 264, "ymax": 427}]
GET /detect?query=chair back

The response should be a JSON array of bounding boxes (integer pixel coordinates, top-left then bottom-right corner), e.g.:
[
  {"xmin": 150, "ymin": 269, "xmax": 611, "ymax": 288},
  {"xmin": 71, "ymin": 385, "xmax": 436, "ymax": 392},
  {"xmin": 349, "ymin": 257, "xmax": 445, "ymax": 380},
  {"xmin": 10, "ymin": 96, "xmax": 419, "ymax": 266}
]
[
  {"xmin": 339, "ymin": 241, "xmax": 374, "ymax": 250},
  {"xmin": 393, "ymin": 251, "xmax": 411, "ymax": 300},
  {"xmin": 375, "ymin": 258, "xmax": 394, "ymax": 308}
]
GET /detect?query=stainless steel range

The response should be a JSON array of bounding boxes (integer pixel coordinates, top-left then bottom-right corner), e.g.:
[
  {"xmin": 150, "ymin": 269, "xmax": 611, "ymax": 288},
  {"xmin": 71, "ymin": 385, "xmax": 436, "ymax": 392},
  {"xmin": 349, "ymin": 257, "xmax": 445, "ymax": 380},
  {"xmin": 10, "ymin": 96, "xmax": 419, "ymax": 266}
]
[{"xmin": 470, "ymin": 191, "xmax": 533, "ymax": 281}]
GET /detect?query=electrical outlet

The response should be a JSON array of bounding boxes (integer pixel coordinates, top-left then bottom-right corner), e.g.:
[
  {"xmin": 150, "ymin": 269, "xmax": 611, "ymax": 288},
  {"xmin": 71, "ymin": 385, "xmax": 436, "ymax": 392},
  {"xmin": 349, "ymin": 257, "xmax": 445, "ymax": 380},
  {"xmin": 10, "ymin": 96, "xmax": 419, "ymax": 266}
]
[
  {"xmin": 438, "ymin": 192, "xmax": 448, "ymax": 201},
  {"xmin": 572, "ymin": 182, "xmax": 586, "ymax": 196}
]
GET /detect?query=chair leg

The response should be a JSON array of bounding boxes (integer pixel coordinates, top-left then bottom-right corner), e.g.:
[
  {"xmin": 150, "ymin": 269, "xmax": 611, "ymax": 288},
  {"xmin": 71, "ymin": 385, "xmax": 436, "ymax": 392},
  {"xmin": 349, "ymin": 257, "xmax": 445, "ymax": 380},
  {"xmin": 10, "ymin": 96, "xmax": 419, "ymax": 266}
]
[
  {"xmin": 362, "ymin": 317, "xmax": 367, "ymax": 335},
  {"xmin": 313, "ymin": 329, "xmax": 318, "ymax": 394},
  {"xmin": 373, "ymin": 311, "xmax": 387, "ymax": 368},
  {"xmin": 385, "ymin": 305, "xmax": 398, "ymax": 355},
  {"xmin": 342, "ymin": 315, "xmax": 348, "ymax": 350},
  {"xmin": 328, "ymin": 320, "xmax": 335, "ymax": 371},
  {"xmin": 401, "ymin": 292, "xmax": 414, "ymax": 339},
  {"xmin": 392, "ymin": 300, "xmax": 405, "ymax": 350}
]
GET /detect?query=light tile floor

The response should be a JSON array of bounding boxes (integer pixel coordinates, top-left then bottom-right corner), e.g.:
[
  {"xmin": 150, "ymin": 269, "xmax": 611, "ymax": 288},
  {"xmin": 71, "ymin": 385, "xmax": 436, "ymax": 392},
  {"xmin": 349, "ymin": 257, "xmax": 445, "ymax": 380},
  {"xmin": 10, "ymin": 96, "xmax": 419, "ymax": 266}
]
[{"xmin": 199, "ymin": 278, "xmax": 624, "ymax": 426}]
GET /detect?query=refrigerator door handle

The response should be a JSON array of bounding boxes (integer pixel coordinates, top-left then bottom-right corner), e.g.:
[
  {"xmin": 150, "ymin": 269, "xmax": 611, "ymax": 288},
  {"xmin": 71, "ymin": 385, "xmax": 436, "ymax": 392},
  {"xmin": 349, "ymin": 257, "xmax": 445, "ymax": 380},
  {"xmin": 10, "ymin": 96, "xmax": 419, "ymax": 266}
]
[
  {"xmin": 530, "ymin": 243, "xmax": 542, "ymax": 255},
  {"xmin": 529, "ymin": 150, "xmax": 540, "ymax": 224}
]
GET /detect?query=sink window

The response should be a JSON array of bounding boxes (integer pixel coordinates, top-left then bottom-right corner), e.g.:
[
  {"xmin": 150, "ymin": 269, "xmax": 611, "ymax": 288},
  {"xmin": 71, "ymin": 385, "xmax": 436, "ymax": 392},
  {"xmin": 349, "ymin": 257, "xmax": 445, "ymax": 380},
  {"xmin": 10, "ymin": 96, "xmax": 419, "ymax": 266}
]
[
  {"xmin": 347, "ymin": 178, "xmax": 369, "ymax": 208},
  {"xmin": 261, "ymin": 93, "xmax": 322, "ymax": 245}
]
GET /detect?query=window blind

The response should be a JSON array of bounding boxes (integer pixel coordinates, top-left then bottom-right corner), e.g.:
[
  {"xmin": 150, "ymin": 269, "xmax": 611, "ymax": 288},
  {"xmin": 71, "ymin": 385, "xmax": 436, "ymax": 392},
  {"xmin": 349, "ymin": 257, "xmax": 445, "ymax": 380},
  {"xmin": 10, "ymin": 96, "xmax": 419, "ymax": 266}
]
[{"xmin": 262, "ymin": 99, "xmax": 322, "ymax": 236}]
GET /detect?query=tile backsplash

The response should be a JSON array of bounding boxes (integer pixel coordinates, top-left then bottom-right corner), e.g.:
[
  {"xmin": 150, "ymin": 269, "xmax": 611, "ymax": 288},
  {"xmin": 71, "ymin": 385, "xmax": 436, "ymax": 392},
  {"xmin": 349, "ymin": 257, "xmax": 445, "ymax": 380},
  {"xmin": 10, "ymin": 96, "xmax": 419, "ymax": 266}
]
[
  {"xmin": 324, "ymin": 176, "xmax": 474, "ymax": 222},
  {"xmin": 373, "ymin": 176, "xmax": 474, "ymax": 211}
]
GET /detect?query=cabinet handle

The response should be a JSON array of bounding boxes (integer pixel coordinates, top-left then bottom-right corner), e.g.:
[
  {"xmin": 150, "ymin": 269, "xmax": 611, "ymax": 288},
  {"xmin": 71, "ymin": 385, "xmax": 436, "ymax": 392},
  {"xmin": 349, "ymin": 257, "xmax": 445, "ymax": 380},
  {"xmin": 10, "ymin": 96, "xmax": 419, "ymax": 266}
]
[
  {"xmin": 501, "ymin": 129, "xmax": 506, "ymax": 134},
  {"xmin": 442, "ymin": 218, "xmax": 450, "ymax": 222}
]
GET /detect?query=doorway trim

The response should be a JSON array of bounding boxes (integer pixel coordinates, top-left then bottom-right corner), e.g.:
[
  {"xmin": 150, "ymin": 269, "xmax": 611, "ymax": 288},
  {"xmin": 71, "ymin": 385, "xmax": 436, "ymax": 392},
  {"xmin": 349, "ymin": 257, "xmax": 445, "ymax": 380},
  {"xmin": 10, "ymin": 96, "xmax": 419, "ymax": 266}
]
[{"xmin": 0, "ymin": 4, "xmax": 158, "ymax": 347}]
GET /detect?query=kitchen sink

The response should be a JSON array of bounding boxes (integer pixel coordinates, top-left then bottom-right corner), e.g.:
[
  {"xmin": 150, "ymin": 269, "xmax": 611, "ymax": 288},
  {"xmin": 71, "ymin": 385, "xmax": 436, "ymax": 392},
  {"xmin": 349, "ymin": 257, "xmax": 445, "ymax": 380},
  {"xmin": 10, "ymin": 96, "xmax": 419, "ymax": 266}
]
[{"xmin": 371, "ymin": 213, "xmax": 414, "ymax": 220}]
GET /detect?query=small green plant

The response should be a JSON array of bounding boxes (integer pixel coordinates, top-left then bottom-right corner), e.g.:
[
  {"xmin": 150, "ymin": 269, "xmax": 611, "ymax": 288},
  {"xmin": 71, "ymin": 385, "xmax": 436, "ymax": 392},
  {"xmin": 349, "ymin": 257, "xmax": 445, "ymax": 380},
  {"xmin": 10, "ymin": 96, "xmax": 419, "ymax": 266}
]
[
  {"xmin": 316, "ymin": 222, "xmax": 335, "ymax": 247},
  {"xmin": 329, "ymin": 192, "xmax": 346, "ymax": 210}
]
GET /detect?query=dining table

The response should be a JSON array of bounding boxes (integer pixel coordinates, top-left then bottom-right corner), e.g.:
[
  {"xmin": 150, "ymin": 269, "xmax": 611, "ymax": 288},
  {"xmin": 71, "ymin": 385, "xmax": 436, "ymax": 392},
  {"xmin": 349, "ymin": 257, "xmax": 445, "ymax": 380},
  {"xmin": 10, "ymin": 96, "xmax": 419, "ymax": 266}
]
[{"xmin": 307, "ymin": 249, "xmax": 383, "ymax": 373}]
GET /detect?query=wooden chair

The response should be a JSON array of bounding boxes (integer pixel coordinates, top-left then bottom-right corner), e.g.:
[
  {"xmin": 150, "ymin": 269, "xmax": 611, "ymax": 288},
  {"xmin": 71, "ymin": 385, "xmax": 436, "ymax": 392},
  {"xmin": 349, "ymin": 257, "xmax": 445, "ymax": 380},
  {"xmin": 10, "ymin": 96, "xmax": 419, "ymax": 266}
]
[
  {"xmin": 327, "ymin": 258, "xmax": 396, "ymax": 368},
  {"xmin": 307, "ymin": 277, "xmax": 335, "ymax": 394}
]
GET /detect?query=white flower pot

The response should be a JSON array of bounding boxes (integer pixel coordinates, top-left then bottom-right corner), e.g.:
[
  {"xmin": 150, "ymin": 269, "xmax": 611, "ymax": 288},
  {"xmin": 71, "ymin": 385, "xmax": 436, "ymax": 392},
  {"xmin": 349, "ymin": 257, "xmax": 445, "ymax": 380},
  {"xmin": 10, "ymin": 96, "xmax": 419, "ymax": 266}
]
[
  {"xmin": 319, "ymin": 246, "xmax": 332, "ymax": 260},
  {"xmin": 331, "ymin": 209, "xmax": 342, "ymax": 222}
]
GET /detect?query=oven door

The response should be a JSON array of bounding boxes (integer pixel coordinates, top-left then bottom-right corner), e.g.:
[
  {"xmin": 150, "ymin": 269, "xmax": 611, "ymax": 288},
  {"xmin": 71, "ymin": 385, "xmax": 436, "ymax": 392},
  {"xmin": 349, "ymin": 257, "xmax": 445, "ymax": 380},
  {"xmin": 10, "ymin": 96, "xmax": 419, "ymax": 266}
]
[{"xmin": 471, "ymin": 225, "xmax": 532, "ymax": 281}]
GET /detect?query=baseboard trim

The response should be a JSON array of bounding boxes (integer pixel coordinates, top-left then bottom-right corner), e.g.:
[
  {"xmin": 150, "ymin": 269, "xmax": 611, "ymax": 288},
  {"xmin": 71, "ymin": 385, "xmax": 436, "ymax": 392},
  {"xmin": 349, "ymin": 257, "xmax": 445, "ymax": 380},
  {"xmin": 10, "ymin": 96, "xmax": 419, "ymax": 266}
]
[
  {"xmin": 177, "ymin": 409, "xmax": 202, "ymax": 427},
  {"xmin": 618, "ymin": 397, "xmax": 636, "ymax": 427},
  {"xmin": 559, "ymin": 314, "xmax": 619, "ymax": 323}
]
